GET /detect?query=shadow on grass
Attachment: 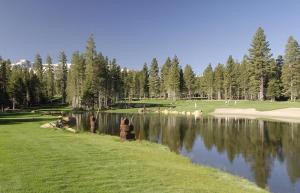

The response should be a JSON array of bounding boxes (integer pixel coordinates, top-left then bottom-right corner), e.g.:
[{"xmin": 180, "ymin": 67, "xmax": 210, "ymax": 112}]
[
  {"xmin": 0, "ymin": 112, "xmax": 34, "ymax": 117},
  {"xmin": 0, "ymin": 117, "xmax": 57, "ymax": 125}
]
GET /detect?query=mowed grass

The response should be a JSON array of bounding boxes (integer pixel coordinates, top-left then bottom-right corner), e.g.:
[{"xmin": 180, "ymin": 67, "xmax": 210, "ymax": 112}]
[
  {"xmin": 0, "ymin": 116, "xmax": 268, "ymax": 193},
  {"xmin": 108, "ymin": 99, "xmax": 300, "ymax": 115}
]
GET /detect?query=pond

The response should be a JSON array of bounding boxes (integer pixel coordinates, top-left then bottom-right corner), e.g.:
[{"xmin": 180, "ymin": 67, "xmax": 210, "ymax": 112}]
[{"xmin": 66, "ymin": 112, "xmax": 300, "ymax": 193}]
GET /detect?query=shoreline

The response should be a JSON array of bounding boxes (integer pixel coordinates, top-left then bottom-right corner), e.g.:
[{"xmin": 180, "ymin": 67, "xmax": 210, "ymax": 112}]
[
  {"xmin": 0, "ymin": 116, "xmax": 268, "ymax": 193},
  {"xmin": 211, "ymin": 108, "xmax": 300, "ymax": 123}
]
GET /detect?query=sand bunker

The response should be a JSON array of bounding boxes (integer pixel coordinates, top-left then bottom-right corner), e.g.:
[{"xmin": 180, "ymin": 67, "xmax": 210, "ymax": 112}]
[{"xmin": 212, "ymin": 108, "xmax": 300, "ymax": 123}]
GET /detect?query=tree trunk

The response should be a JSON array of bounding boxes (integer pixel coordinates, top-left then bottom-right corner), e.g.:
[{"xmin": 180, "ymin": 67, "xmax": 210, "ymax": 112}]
[
  {"xmin": 243, "ymin": 88, "xmax": 247, "ymax": 100},
  {"xmin": 98, "ymin": 92, "xmax": 102, "ymax": 110},
  {"xmin": 229, "ymin": 85, "xmax": 232, "ymax": 100},
  {"xmin": 290, "ymin": 81, "xmax": 294, "ymax": 101},
  {"xmin": 259, "ymin": 76, "xmax": 264, "ymax": 101},
  {"xmin": 217, "ymin": 91, "xmax": 221, "ymax": 100},
  {"xmin": 12, "ymin": 97, "xmax": 15, "ymax": 110}
]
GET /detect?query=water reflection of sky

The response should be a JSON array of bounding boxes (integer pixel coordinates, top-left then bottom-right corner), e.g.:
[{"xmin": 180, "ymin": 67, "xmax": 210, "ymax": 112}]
[
  {"xmin": 181, "ymin": 136, "xmax": 254, "ymax": 181},
  {"xmin": 181, "ymin": 136, "xmax": 300, "ymax": 193}
]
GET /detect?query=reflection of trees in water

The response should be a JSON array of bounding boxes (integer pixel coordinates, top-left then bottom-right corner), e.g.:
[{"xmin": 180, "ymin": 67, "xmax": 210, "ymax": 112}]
[
  {"xmin": 182, "ymin": 116, "xmax": 196, "ymax": 152},
  {"xmin": 196, "ymin": 118, "xmax": 300, "ymax": 188},
  {"xmin": 283, "ymin": 123, "xmax": 300, "ymax": 184},
  {"xmin": 245, "ymin": 120, "xmax": 272, "ymax": 188},
  {"xmin": 148, "ymin": 115, "xmax": 161, "ymax": 142},
  {"xmin": 72, "ymin": 112, "xmax": 300, "ymax": 187},
  {"xmin": 163, "ymin": 115, "xmax": 182, "ymax": 153}
]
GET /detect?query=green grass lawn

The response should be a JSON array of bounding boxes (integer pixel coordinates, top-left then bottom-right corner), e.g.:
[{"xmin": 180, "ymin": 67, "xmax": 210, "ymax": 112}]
[
  {"xmin": 108, "ymin": 99, "xmax": 300, "ymax": 115},
  {"xmin": 0, "ymin": 115, "xmax": 268, "ymax": 193}
]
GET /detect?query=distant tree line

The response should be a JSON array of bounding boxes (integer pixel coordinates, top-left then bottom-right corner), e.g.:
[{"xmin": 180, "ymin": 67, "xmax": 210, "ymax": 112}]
[{"xmin": 1, "ymin": 27, "xmax": 300, "ymax": 111}]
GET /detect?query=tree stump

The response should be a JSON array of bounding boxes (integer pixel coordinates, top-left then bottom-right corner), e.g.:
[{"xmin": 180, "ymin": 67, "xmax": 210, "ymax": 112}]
[
  {"xmin": 90, "ymin": 115, "xmax": 97, "ymax": 133},
  {"xmin": 120, "ymin": 117, "xmax": 135, "ymax": 141}
]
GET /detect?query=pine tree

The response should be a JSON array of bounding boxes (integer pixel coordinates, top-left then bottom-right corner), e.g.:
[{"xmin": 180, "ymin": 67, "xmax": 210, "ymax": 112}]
[
  {"xmin": 0, "ymin": 59, "xmax": 9, "ymax": 111},
  {"xmin": 179, "ymin": 68, "xmax": 185, "ymax": 96},
  {"xmin": 126, "ymin": 70, "xmax": 137, "ymax": 100},
  {"xmin": 248, "ymin": 27, "xmax": 272, "ymax": 101},
  {"xmin": 68, "ymin": 51, "xmax": 82, "ymax": 107},
  {"xmin": 214, "ymin": 63, "xmax": 224, "ymax": 100},
  {"xmin": 58, "ymin": 51, "xmax": 68, "ymax": 104},
  {"xmin": 160, "ymin": 57, "xmax": 171, "ymax": 98},
  {"xmin": 28, "ymin": 69, "xmax": 39, "ymax": 105},
  {"xmin": 234, "ymin": 61, "xmax": 242, "ymax": 99},
  {"xmin": 149, "ymin": 58, "xmax": 160, "ymax": 98},
  {"xmin": 168, "ymin": 56, "xmax": 180, "ymax": 99},
  {"xmin": 282, "ymin": 36, "xmax": 300, "ymax": 101},
  {"xmin": 34, "ymin": 53, "xmax": 43, "ymax": 81},
  {"xmin": 202, "ymin": 64, "xmax": 214, "ymax": 100},
  {"xmin": 183, "ymin": 64, "xmax": 195, "ymax": 99},
  {"xmin": 224, "ymin": 55, "xmax": 236, "ymax": 100},
  {"xmin": 33, "ymin": 53, "xmax": 44, "ymax": 103},
  {"xmin": 240, "ymin": 56, "xmax": 250, "ymax": 99},
  {"xmin": 8, "ymin": 66, "xmax": 26, "ymax": 109},
  {"xmin": 275, "ymin": 55, "xmax": 284, "ymax": 80},
  {"xmin": 23, "ymin": 68, "xmax": 31, "ymax": 107},
  {"xmin": 45, "ymin": 55, "xmax": 54, "ymax": 101},
  {"xmin": 139, "ymin": 63, "xmax": 149, "ymax": 98},
  {"xmin": 82, "ymin": 34, "xmax": 97, "ymax": 108},
  {"xmin": 196, "ymin": 76, "xmax": 206, "ymax": 98},
  {"xmin": 121, "ymin": 68, "xmax": 129, "ymax": 99},
  {"xmin": 94, "ymin": 53, "xmax": 108, "ymax": 108},
  {"xmin": 266, "ymin": 59, "xmax": 281, "ymax": 101},
  {"xmin": 109, "ymin": 58, "xmax": 122, "ymax": 102}
]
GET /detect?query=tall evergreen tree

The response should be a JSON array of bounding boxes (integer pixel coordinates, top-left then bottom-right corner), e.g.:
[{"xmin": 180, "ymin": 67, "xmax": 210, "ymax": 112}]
[
  {"xmin": 67, "ymin": 51, "xmax": 82, "ymax": 107},
  {"xmin": 168, "ymin": 56, "xmax": 180, "ymax": 99},
  {"xmin": 179, "ymin": 68, "xmax": 185, "ymax": 96},
  {"xmin": 266, "ymin": 59, "xmax": 281, "ymax": 101},
  {"xmin": 58, "ymin": 51, "xmax": 68, "ymax": 104},
  {"xmin": 160, "ymin": 57, "xmax": 171, "ymax": 98},
  {"xmin": 33, "ymin": 53, "xmax": 44, "ymax": 103},
  {"xmin": 275, "ymin": 55, "xmax": 284, "ymax": 80},
  {"xmin": 282, "ymin": 36, "xmax": 300, "ymax": 101},
  {"xmin": 94, "ymin": 53, "xmax": 108, "ymax": 108},
  {"xmin": 214, "ymin": 63, "xmax": 224, "ymax": 100},
  {"xmin": 139, "ymin": 63, "xmax": 149, "ymax": 98},
  {"xmin": 248, "ymin": 27, "xmax": 272, "ymax": 101},
  {"xmin": 202, "ymin": 64, "xmax": 214, "ymax": 100},
  {"xmin": 183, "ymin": 64, "xmax": 195, "ymax": 99},
  {"xmin": 0, "ymin": 59, "xmax": 9, "ymax": 111},
  {"xmin": 224, "ymin": 55, "xmax": 236, "ymax": 100},
  {"xmin": 8, "ymin": 66, "xmax": 26, "ymax": 109},
  {"xmin": 240, "ymin": 56, "xmax": 250, "ymax": 99},
  {"xmin": 149, "ymin": 58, "xmax": 160, "ymax": 98},
  {"xmin": 82, "ymin": 34, "xmax": 97, "ymax": 108},
  {"xmin": 234, "ymin": 61, "xmax": 242, "ymax": 99},
  {"xmin": 23, "ymin": 68, "xmax": 31, "ymax": 107},
  {"xmin": 34, "ymin": 54, "xmax": 43, "ymax": 81},
  {"xmin": 109, "ymin": 58, "xmax": 122, "ymax": 102},
  {"xmin": 45, "ymin": 55, "xmax": 54, "ymax": 101}
]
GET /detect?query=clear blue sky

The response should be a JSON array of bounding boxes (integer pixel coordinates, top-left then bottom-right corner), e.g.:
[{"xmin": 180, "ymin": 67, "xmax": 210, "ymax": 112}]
[{"xmin": 0, "ymin": 0, "xmax": 300, "ymax": 74}]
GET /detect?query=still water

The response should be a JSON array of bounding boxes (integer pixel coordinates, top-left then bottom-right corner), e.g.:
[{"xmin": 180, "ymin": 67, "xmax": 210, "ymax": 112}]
[{"xmin": 68, "ymin": 112, "xmax": 300, "ymax": 193}]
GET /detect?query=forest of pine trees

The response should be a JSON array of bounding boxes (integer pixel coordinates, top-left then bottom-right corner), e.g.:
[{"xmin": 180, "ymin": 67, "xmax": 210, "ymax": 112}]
[{"xmin": 1, "ymin": 27, "xmax": 300, "ymax": 111}]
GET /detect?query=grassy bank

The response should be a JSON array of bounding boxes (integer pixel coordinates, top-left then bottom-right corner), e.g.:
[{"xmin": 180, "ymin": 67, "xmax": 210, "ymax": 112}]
[
  {"xmin": 107, "ymin": 99, "xmax": 300, "ymax": 115},
  {"xmin": 0, "ymin": 115, "xmax": 268, "ymax": 193}
]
